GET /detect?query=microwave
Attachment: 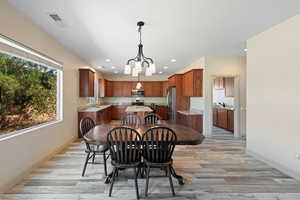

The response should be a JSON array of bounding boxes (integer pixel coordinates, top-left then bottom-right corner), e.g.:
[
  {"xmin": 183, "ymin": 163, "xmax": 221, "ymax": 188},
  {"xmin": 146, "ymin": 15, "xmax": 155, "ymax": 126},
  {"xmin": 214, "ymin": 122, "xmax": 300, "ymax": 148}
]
[{"xmin": 131, "ymin": 89, "xmax": 144, "ymax": 97}]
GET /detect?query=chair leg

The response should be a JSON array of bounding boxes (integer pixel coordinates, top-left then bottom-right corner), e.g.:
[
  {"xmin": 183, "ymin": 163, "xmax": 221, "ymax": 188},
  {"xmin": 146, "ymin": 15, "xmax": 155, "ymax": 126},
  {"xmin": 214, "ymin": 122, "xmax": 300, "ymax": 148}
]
[
  {"xmin": 167, "ymin": 166, "xmax": 175, "ymax": 196},
  {"xmin": 92, "ymin": 152, "xmax": 96, "ymax": 163},
  {"xmin": 109, "ymin": 167, "xmax": 117, "ymax": 197},
  {"xmin": 82, "ymin": 152, "xmax": 90, "ymax": 177},
  {"xmin": 145, "ymin": 166, "xmax": 150, "ymax": 197},
  {"xmin": 103, "ymin": 152, "xmax": 107, "ymax": 176},
  {"xmin": 134, "ymin": 167, "xmax": 140, "ymax": 199}
]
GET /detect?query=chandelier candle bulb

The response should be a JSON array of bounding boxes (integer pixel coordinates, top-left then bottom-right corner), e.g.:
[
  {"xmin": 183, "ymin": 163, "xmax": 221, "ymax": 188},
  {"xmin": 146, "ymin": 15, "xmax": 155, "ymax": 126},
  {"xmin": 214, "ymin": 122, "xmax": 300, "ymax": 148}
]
[
  {"xmin": 145, "ymin": 66, "xmax": 152, "ymax": 76},
  {"xmin": 124, "ymin": 64, "xmax": 131, "ymax": 74},
  {"xmin": 150, "ymin": 63, "xmax": 156, "ymax": 73}
]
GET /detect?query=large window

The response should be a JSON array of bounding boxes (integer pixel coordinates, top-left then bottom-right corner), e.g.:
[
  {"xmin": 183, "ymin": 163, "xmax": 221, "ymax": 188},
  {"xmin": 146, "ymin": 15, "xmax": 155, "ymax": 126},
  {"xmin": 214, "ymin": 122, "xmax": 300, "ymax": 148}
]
[{"xmin": 0, "ymin": 35, "xmax": 62, "ymax": 138}]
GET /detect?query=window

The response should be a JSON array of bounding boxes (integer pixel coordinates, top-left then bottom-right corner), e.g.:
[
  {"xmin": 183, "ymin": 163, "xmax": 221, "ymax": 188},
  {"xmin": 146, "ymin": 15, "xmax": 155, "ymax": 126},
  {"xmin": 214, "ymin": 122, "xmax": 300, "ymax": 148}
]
[{"xmin": 0, "ymin": 34, "xmax": 62, "ymax": 138}]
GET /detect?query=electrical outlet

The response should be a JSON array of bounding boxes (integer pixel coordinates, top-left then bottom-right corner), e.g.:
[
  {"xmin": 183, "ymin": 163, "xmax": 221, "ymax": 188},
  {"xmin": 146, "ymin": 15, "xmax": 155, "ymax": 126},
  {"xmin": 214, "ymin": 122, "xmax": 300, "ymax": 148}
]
[{"xmin": 296, "ymin": 154, "xmax": 300, "ymax": 159}]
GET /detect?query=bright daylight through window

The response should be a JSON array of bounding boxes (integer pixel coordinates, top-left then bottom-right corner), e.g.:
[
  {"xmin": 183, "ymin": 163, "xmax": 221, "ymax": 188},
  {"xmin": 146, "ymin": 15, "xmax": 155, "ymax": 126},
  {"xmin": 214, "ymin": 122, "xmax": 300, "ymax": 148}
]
[{"xmin": 0, "ymin": 39, "xmax": 62, "ymax": 137}]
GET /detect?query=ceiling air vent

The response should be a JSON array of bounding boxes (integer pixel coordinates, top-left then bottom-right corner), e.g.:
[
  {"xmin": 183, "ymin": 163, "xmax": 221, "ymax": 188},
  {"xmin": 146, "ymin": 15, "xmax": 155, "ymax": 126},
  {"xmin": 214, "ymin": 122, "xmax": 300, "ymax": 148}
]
[{"xmin": 49, "ymin": 14, "xmax": 62, "ymax": 22}]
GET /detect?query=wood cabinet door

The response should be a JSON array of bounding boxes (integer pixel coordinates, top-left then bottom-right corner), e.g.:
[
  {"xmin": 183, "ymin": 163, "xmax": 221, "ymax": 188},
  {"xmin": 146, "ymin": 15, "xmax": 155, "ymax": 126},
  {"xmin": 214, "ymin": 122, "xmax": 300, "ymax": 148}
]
[
  {"xmin": 224, "ymin": 77, "xmax": 234, "ymax": 97},
  {"xmin": 112, "ymin": 82, "xmax": 121, "ymax": 97},
  {"xmin": 193, "ymin": 69, "xmax": 203, "ymax": 97},
  {"xmin": 214, "ymin": 77, "xmax": 224, "ymax": 89},
  {"xmin": 105, "ymin": 80, "xmax": 113, "ymax": 97},
  {"xmin": 79, "ymin": 69, "xmax": 94, "ymax": 97},
  {"xmin": 88, "ymin": 71, "xmax": 95, "ymax": 97},
  {"xmin": 217, "ymin": 108, "xmax": 228, "ymax": 129},
  {"xmin": 143, "ymin": 82, "xmax": 153, "ymax": 97},
  {"xmin": 122, "ymin": 82, "xmax": 132, "ymax": 97},
  {"xmin": 162, "ymin": 81, "xmax": 168, "ymax": 97},
  {"xmin": 213, "ymin": 108, "xmax": 218, "ymax": 126},
  {"xmin": 183, "ymin": 71, "xmax": 193, "ymax": 96},
  {"xmin": 152, "ymin": 82, "xmax": 162, "ymax": 97},
  {"xmin": 227, "ymin": 110, "xmax": 234, "ymax": 132},
  {"xmin": 168, "ymin": 75, "xmax": 176, "ymax": 87}
]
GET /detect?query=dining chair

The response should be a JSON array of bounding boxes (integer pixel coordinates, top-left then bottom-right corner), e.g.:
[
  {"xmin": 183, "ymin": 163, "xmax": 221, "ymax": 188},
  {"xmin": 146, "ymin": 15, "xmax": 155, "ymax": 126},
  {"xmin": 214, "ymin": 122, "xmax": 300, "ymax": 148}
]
[
  {"xmin": 79, "ymin": 117, "xmax": 109, "ymax": 176},
  {"xmin": 150, "ymin": 103, "xmax": 158, "ymax": 113},
  {"xmin": 107, "ymin": 126, "xmax": 142, "ymax": 199},
  {"xmin": 144, "ymin": 113, "xmax": 161, "ymax": 125},
  {"xmin": 122, "ymin": 114, "xmax": 141, "ymax": 127},
  {"xmin": 142, "ymin": 126, "xmax": 177, "ymax": 197}
]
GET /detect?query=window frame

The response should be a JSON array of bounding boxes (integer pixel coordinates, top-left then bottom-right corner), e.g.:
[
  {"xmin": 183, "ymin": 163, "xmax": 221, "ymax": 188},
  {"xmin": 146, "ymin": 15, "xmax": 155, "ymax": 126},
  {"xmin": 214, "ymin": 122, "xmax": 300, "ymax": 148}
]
[{"xmin": 0, "ymin": 39, "xmax": 63, "ymax": 141}]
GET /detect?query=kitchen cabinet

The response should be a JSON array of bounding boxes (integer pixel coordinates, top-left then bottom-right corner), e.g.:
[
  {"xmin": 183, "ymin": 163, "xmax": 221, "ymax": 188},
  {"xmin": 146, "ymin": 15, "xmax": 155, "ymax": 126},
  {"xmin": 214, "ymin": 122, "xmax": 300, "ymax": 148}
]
[
  {"xmin": 79, "ymin": 69, "xmax": 95, "ymax": 97},
  {"xmin": 162, "ymin": 81, "xmax": 168, "ymax": 97},
  {"xmin": 182, "ymin": 69, "xmax": 203, "ymax": 97},
  {"xmin": 176, "ymin": 112, "xmax": 203, "ymax": 133},
  {"xmin": 224, "ymin": 77, "xmax": 234, "ymax": 97},
  {"xmin": 214, "ymin": 77, "xmax": 224, "ymax": 89},
  {"xmin": 227, "ymin": 110, "xmax": 234, "ymax": 132},
  {"xmin": 157, "ymin": 105, "xmax": 168, "ymax": 120},
  {"xmin": 105, "ymin": 80, "xmax": 113, "ymax": 97},
  {"xmin": 168, "ymin": 75, "xmax": 176, "ymax": 87},
  {"xmin": 122, "ymin": 82, "xmax": 132, "ymax": 97},
  {"xmin": 111, "ymin": 105, "xmax": 128, "ymax": 120},
  {"xmin": 213, "ymin": 107, "xmax": 234, "ymax": 132},
  {"xmin": 143, "ymin": 82, "xmax": 162, "ymax": 97},
  {"xmin": 78, "ymin": 106, "xmax": 111, "ymax": 138},
  {"xmin": 213, "ymin": 108, "xmax": 218, "ymax": 126}
]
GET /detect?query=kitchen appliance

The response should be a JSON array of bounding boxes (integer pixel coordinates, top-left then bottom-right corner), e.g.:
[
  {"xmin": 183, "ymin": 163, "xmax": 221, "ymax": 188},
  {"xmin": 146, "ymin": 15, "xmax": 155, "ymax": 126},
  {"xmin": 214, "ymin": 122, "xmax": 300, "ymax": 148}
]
[
  {"xmin": 167, "ymin": 87, "xmax": 176, "ymax": 122},
  {"xmin": 131, "ymin": 89, "xmax": 144, "ymax": 97},
  {"xmin": 132, "ymin": 99, "xmax": 145, "ymax": 106}
]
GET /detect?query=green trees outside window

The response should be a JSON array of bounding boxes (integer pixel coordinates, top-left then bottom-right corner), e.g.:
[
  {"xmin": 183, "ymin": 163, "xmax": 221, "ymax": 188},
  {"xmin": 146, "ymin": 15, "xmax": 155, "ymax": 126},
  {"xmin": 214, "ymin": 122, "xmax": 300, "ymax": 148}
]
[{"xmin": 0, "ymin": 52, "xmax": 58, "ymax": 136}]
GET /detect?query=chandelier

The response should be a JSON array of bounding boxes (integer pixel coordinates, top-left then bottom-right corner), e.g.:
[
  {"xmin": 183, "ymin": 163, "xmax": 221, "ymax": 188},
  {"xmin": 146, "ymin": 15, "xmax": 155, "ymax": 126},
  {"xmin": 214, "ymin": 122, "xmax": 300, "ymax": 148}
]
[{"xmin": 124, "ymin": 21, "xmax": 156, "ymax": 76}]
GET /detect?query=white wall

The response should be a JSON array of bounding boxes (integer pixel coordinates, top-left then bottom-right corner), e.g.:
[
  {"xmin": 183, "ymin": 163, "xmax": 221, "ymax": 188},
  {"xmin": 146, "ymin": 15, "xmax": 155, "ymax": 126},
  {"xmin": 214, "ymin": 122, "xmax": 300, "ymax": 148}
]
[
  {"xmin": 0, "ymin": 1, "xmax": 95, "ymax": 192},
  {"xmin": 204, "ymin": 56, "xmax": 247, "ymax": 137},
  {"xmin": 213, "ymin": 88, "xmax": 234, "ymax": 107},
  {"xmin": 247, "ymin": 14, "xmax": 300, "ymax": 179}
]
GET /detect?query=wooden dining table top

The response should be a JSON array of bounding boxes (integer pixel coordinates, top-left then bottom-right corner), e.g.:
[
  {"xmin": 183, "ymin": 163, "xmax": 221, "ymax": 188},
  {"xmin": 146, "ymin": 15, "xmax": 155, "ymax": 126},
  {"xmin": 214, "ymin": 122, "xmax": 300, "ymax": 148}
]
[{"xmin": 84, "ymin": 121, "xmax": 205, "ymax": 145}]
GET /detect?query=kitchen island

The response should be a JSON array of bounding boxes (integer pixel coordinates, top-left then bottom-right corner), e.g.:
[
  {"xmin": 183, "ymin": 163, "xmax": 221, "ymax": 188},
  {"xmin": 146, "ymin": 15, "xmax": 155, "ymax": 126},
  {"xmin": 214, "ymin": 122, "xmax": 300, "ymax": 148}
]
[{"xmin": 125, "ymin": 106, "xmax": 153, "ymax": 122}]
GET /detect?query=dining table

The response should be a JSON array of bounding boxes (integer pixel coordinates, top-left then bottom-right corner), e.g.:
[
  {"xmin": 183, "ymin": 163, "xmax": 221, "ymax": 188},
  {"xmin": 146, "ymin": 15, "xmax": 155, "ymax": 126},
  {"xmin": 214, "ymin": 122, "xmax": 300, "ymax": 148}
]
[{"xmin": 84, "ymin": 120, "xmax": 205, "ymax": 185}]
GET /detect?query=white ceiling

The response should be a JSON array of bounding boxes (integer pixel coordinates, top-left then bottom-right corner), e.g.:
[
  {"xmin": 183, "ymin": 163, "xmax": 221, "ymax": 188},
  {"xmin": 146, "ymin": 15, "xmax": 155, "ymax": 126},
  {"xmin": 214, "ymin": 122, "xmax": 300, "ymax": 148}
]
[{"xmin": 6, "ymin": 0, "xmax": 300, "ymax": 75}]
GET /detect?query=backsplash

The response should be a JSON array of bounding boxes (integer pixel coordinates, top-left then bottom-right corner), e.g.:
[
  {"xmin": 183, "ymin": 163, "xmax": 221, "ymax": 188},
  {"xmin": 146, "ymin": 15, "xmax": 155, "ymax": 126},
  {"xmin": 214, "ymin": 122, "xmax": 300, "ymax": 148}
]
[
  {"xmin": 213, "ymin": 89, "xmax": 234, "ymax": 106},
  {"xmin": 190, "ymin": 97, "xmax": 205, "ymax": 111},
  {"xmin": 102, "ymin": 97, "xmax": 167, "ymax": 105}
]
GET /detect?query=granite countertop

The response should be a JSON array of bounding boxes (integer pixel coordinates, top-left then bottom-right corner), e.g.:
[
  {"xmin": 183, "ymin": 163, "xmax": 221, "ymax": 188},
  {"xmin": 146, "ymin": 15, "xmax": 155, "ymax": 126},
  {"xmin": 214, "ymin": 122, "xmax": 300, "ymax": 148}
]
[
  {"xmin": 78, "ymin": 105, "xmax": 111, "ymax": 112},
  {"xmin": 177, "ymin": 109, "xmax": 203, "ymax": 115},
  {"xmin": 214, "ymin": 106, "xmax": 235, "ymax": 111},
  {"xmin": 103, "ymin": 102, "xmax": 168, "ymax": 106},
  {"xmin": 125, "ymin": 106, "xmax": 153, "ymax": 112}
]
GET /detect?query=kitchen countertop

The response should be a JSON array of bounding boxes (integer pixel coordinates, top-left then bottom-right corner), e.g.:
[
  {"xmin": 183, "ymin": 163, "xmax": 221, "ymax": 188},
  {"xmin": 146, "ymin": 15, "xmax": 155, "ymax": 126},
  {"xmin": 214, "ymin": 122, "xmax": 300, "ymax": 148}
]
[
  {"xmin": 214, "ymin": 106, "xmax": 235, "ymax": 111},
  {"xmin": 102, "ymin": 102, "xmax": 168, "ymax": 106},
  {"xmin": 177, "ymin": 109, "xmax": 203, "ymax": 115},
  {"xmin": 125, "ymin": 106, "xmax": 153, "ymax": 112},
  {"xmin": 78, "ymin": 105, "xmax": 111, "ymax": 112}
]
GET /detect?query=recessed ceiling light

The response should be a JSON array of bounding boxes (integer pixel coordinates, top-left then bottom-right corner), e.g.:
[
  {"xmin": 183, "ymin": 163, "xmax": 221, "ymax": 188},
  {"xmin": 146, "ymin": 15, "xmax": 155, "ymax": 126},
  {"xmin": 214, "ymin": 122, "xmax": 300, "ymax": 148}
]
[
  {"xmin": 114, "ymin": 71, "xmax": 119, "ymax": 74},
  {"xmin": 111, "ymin": 66, "xmax": 116, "ymax": 69},
  {"xmin": 105, "ymin": 58, "xmax": 111, "ymax": 62},
  {"xmin": 171, "ymin": 59, "xmax": 176, "ymax": 63},
  {"xmin": 159, "ymin": 71, "xmax": 163, "ymax": 74},
  {"xmin": 97, "ymin": 66, "xmax": 103, "ymax": 69},
  {"xmin": 244, "ymin": 48, "xmax": 248, "ymax": 52},
  {"xmin": 163, "ymin": 66, "xmax": 168, "ymax": 69}
]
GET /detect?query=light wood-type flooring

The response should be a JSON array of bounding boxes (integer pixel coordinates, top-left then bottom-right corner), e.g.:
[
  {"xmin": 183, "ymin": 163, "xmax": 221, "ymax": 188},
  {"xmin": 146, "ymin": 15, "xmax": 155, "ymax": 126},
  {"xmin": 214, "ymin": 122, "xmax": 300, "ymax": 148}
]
[{"xmin": 1, "ymin": 135, "xmax": 300, "ymax": 199}]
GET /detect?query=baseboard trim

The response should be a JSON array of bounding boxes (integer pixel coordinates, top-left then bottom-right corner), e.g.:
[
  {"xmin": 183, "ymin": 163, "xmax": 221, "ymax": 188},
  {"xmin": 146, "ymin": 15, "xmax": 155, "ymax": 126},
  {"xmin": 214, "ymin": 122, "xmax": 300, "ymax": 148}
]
[
  {"xmin": 0, "ymin": 136, "xmax": 77, "ymax": 194},
  {"xmin": 246, "ymin": 149, "xmax": 300, "ymax": 181}
]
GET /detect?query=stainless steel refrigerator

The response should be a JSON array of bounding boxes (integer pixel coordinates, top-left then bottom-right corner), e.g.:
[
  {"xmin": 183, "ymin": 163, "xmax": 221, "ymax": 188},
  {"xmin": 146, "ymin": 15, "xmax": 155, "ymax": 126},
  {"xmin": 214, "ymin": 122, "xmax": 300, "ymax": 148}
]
[{"xmin": 167, "ymin": 87, "xmax": 176, "ymax": 122}]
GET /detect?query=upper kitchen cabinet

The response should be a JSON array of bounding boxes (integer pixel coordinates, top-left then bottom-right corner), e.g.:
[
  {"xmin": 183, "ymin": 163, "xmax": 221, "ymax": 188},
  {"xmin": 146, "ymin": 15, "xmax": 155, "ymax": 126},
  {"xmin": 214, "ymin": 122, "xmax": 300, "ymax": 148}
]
[
  {"xmin": 214, "ymin": 77, "xmax": 224, "ymax": 89},
  {"xmin": 168, "ymin": 75, "xmax": 176, "ymax": 87},
  {"xmin": 224, "ymin": 77, "xmax": 234, "ymax": 97},
  {"xmin": 79, "ymin": 69, "xmax": 95, "ymax": 97},
  {"xmin": 122, "ymin": 82, "xmax": 132, "ymax": 97},
  {"xmin": 105, "ymin": 80, "xmax": 113, "ymax": 97},
  {"xmin": 182, "ymin": 69, "xmax": 203, "ymax": 97},
  {"xmin": 143, "ymin": 82, "xmax": 162, "ymax": 97},
  {"xmin": 162, "ymin": 81, "xmax": 168, "ymax": 97}
]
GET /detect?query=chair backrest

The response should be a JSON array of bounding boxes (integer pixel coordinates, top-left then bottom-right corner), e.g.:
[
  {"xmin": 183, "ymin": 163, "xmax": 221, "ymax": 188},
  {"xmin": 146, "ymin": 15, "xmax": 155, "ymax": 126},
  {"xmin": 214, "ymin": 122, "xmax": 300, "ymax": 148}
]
[
  {"xmin": 144, "ymin": 113, "xmax": 161, "ymax": 125},
  {"xmin": 122, "ymin": 114, "xmax": 141, "ymax": 127},
  {"xmin": 79, "ymin": 117, "xmax": 95, "ymax": 137},
  {"xmin": 107, "ymin": 126, "xmax": 142, "ymax": 164},
  {"xmin": 142, "ymin": 126, "xmax": 177, "ymax": 163},
  {"xmin": 150, "ymin": 103, "xmax": 158, "ymax": 113}
]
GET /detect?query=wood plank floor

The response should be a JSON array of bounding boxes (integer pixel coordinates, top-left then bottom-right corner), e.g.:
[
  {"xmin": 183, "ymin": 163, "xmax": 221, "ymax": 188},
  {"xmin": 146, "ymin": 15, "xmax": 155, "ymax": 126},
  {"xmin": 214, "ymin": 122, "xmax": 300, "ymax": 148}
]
[{"xmin": 2, "ymin": 137, "xmax": 300, "ymax": 200}]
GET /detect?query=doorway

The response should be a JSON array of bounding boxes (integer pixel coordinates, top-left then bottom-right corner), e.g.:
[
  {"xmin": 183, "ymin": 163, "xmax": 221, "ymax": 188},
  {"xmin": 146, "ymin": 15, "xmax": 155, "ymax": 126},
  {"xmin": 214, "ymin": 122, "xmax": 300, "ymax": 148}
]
[{"xmin": 204, "ymin": 75, "xmax": 242, "ymax": 139}]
